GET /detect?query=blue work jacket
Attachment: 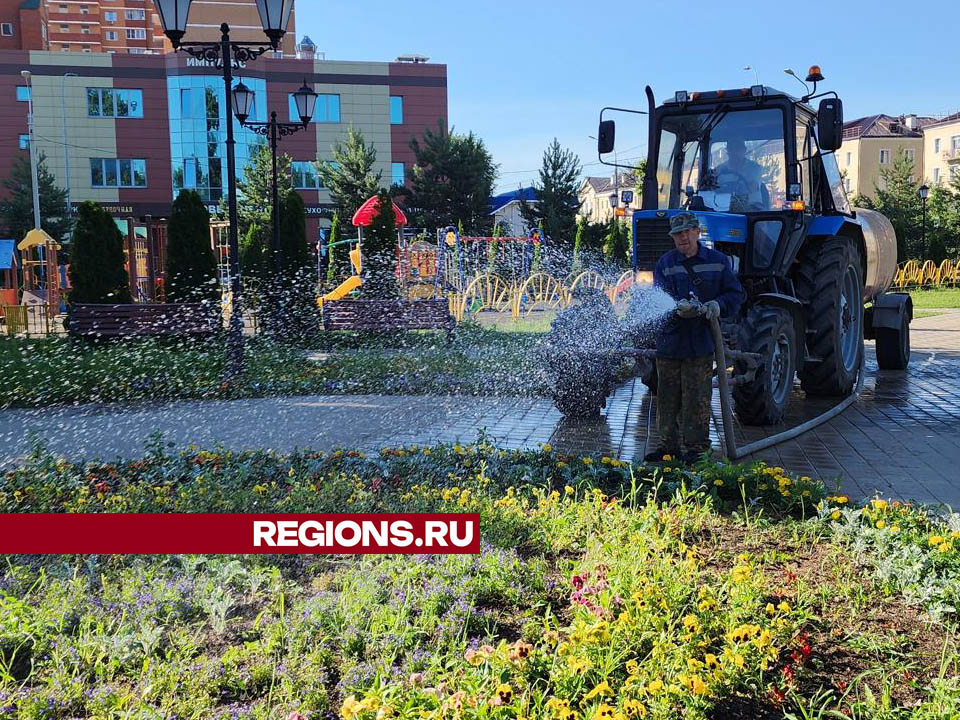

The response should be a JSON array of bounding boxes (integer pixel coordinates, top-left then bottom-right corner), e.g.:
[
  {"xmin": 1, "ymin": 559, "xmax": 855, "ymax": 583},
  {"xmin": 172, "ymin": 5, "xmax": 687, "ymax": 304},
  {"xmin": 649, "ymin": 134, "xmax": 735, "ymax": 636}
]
[{"xmin": 653, "ymin": 243, "xmax": 746, "ymax": 359}]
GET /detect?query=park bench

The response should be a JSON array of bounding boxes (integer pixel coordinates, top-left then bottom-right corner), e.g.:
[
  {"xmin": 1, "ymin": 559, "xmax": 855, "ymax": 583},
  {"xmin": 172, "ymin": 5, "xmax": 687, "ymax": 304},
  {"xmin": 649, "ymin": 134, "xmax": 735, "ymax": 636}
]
[
  {"xmin": 68, "ymin": 303, "xmax": 220, "ymax": 340},
  {"xmin": 322, "ymin": 299, "xmax": 455, "ymax": 340}
]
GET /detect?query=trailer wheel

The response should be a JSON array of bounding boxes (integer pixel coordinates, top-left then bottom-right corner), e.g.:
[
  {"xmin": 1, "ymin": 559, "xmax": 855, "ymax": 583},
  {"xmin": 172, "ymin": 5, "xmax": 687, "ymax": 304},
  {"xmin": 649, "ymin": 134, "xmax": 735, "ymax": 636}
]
[
  {"xmin": 733, "ymin": 305, "xmax": 797, "ymax": 425},
  {"xmin": 875, "ymin": 312, "xmax": 910, "ymax": 370},
  {"xmin": 795, "ymin": 236, "xmax": 864, "ymax": 396}
]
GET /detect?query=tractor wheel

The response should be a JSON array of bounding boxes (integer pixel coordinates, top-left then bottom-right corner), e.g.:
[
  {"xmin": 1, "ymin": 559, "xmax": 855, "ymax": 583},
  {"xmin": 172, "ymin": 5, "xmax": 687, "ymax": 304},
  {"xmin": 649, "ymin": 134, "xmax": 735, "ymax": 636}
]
[
  {"xmin": 795, "ymin": 236, "xmax": 864, "ymax": 396},
  {"xmin": 876, "ymin": 311, "xmax": 910, "ymax": 370},
  {"xmin": 733, "ymin": 305, "xmax": 797, "ymax": 425}
]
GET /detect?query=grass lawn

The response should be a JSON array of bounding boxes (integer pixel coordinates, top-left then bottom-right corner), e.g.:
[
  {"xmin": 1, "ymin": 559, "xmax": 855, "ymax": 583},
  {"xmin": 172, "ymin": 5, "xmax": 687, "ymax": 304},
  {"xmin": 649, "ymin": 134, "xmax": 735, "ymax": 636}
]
[
  {"xmin": 913, "ymin": 310, "xmax": 945, "ymax": 319},
  {"xmin": 0, "ymin": 325, "xmax": 552, "ymax": 408},
  {"xmin": 1, "ymin": 443, "xmax": 959, "ymax": 718},
  {"xmin": 909, "ymin": 287, "xmax": 960, "ymax": 309}
]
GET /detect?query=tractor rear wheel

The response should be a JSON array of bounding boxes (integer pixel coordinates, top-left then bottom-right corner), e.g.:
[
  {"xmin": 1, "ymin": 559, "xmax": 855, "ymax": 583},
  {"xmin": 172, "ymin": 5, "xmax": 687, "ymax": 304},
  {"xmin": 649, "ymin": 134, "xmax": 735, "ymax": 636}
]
[
  {"xmin": 733, "ymin": 305, "xmax": 797, "ymax": 425},
  {"xmin": 795, "ymin": 236, "xmax": 864, "ymax": 396}
]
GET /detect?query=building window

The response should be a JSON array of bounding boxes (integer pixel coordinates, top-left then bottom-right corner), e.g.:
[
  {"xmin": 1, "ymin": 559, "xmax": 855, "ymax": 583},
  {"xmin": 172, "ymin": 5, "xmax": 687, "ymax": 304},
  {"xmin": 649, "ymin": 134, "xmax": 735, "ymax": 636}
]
[
  {"xmin": 844, "ymin": 178, "xmax": 851, "ymax": 193},
  {"xmin": 1, "ymin": 23, "xmax": 13, "ymax": 36},
  {"xmin": 392, "ymin": 162, "xmax": 405, "ymax": 187},
  {"xmin": 952, "ymin": 136, "xmax": 960, "ymax": 153},
  {"xmin": 292, "ymin": 161, "xmax": 320, "ymax": 189},
  {"xmin": 124, "ymin": 9, "xmax": 146, "ymax": 20},
  {"xmin": 934, "ymin": 168, "xmax": 941, "ymax": 184},
  {"xmin": 58, "ymin": 4, "xmax": 67, "ymax": 11},
  {"xmin": 104, "ymin": 11, "xmax": 117, "ymax": 22},
  {"xmin": 60, "ymin": 24, "xmax": 69, "ymax": 32},
  {"xmin": 126, "ymin": 28, "xmax": 146, "ymax": 40},
  {"xmin": 82, "ymin": 46, "xmax": 91, "ymax": 52},
  {"xmin": 879, "ymin": 149, "xmax": 890, "ymax": 165},
  {"xmin": 81, "ymin": 25, "xmax": 90, "ymax": 34},
  {"xmin": 80, "ymin": 5, "xmax": 88, "ymax": 13},
  {"xmin": 88, "ymin": 88, "xmax": 144, "ymax": 118},
  {"xmin": 845, "ymin": 152, "xmax": 851, "ymax": 165},
  {"xmin": 16, "ymin": 86, "xmax": 30, "ymax": 102},
  {"xmin": 61, "ymin": 45, "xmax": 70, "ymax": 51},
  {"xmin": 106, "ymin": 31, "xmax": 117, "ymax": 40},
  {"xmin": 290, "ymin": 93, "xmax": 339, "ymax": 123},
  {"xmin": 90, "ymin": 158, "xmax": 147, "ymax": 188},
  {"xmin": 390, "ymin": 96, "xmax": 404, "ymax": 124},
  {"xmin": 18, "ymin": 134, "xmax": 29, "ymax": 149},
  {"xmin": 905, "ymin": 148, "xmax": 915, "ymax": 163}
]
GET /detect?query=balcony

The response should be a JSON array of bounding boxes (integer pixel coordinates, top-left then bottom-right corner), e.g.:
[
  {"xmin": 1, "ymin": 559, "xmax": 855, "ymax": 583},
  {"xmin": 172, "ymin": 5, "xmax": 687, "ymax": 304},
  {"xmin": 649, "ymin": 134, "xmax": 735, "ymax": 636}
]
[{"xmin": 944, "ymin": 149, "xmax": 960, "ymax": 164}]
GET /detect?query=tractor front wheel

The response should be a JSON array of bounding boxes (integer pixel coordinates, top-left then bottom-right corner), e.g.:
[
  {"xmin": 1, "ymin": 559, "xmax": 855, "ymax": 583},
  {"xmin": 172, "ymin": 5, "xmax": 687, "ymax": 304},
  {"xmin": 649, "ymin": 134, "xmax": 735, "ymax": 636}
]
[{"xmin": 733, "ymin": 305, "xmax": 797, "ymax": 425}]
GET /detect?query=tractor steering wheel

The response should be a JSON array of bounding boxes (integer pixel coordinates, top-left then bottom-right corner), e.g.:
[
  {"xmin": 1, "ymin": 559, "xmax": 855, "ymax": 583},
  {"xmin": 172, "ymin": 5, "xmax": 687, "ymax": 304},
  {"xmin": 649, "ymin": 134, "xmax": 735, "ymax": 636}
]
[{"xmin": 715, "ymin": 169, "xmax": 766, "ymax": 211}]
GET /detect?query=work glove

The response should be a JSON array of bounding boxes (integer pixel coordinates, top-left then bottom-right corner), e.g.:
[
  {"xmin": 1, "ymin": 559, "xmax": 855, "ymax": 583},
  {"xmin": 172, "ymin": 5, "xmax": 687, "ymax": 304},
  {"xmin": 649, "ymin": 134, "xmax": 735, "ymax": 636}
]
[
  {"xmin": 701, "ymin": 300, "xmax": 721, "ymax": 321},
  {"xmin": 675, "ymin": 300, "xmax": 700, "ymax": 319}
]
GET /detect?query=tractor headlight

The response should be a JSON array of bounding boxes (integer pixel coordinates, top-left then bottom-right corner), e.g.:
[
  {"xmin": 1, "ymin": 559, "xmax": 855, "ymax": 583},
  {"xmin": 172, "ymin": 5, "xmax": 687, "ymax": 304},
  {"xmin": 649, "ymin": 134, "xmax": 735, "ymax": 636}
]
[{"xmin": 674, "ymin": 90, "xmax": 689, "ymax": 103}]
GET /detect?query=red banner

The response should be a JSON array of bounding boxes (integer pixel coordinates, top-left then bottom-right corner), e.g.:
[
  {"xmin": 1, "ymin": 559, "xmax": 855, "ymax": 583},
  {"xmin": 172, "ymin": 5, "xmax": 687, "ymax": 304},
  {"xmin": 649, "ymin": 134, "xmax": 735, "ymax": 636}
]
[{"xmin": 0, "ymin": 514, "xmax": 481, "ymax": 555}]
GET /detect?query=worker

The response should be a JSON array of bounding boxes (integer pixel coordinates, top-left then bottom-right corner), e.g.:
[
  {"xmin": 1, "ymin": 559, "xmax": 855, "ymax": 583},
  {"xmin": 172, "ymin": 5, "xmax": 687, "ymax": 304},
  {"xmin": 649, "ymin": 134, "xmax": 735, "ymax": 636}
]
[
  {"xmin": 712, "ymin": 137, "xmax": 768, "ymax": 210},
  {"xmin": 645, "ymin": 212, "xmax": 745, "ymax": 464}
]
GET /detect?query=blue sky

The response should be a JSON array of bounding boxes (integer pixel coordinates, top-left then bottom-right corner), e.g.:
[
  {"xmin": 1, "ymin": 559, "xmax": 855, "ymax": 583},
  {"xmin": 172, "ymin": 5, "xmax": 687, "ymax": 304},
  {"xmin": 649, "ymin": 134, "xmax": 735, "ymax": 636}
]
[{"xmin": 297, "ymin": 0, "xmax": 960, "ymax": 192}]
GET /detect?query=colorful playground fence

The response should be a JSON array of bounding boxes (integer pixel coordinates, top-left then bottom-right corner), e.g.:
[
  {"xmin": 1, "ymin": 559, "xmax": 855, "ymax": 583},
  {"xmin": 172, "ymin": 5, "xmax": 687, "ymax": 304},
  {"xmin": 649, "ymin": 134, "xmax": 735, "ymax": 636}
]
[{"xmin": 894, "ymin": 259, "xmax": 960, "ymax": 290}]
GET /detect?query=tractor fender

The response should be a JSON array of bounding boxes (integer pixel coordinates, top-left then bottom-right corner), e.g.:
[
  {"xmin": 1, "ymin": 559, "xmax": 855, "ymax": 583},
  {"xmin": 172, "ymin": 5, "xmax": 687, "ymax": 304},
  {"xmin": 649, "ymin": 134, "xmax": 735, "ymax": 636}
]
[
  {"xmin": 866, "ymin": 292, "xmax": 912, "ymax": 339},
  {"xmin": 753, "ymin": 293, "xmax": 806, "ymax": 367}
]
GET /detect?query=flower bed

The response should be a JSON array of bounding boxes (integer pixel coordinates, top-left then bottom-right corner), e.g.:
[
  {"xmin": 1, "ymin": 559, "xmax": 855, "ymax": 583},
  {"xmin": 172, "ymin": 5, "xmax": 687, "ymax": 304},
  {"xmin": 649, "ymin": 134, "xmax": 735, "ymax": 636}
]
[{"xmin": 1, "ymin": 444, "xmax": 959, "ymax": 719}]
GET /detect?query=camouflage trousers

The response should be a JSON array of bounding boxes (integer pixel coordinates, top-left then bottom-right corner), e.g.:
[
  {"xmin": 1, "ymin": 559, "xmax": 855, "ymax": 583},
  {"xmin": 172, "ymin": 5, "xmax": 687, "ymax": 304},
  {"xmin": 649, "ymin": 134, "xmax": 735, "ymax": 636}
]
[{"xmin": 655, "ymin": 355, "xmax": 714, "ymax": 454}]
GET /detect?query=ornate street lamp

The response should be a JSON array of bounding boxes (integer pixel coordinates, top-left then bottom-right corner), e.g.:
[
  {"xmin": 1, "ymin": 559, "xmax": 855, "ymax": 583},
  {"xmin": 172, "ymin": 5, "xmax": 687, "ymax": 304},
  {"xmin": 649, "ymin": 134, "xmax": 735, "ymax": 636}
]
[
  {"xmin": 157, "ymin": 0, "xmax": 293, "ymax": 380},
  {"xmin": 232, "ymin": 80, "xmax": 317, "ymax": 323}
]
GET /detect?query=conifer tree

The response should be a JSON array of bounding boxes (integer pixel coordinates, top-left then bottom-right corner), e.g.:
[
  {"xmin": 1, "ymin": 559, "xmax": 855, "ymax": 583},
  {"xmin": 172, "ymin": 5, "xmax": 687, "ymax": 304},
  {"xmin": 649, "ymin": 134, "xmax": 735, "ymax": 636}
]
[{"xmin": 68, "ymin": 201, "xmax": 131, "ymax": 304}]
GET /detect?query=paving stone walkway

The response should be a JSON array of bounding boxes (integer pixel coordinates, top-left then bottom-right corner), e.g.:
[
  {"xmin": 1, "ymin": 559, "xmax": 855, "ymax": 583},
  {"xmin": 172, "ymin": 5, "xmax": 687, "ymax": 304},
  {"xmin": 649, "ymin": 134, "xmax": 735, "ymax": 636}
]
[{"xmin": 2, "ymin": 311, "xmax": 959, "ymax": 505}]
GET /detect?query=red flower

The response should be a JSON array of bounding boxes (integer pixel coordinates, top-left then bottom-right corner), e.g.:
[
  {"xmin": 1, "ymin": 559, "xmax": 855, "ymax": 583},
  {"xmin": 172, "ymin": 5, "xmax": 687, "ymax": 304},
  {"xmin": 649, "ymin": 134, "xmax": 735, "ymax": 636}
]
[
  {"xmin": 571, "ymin": 574, "xmax": 585, "ymax": 590},
  {"xmin": 95, "ymin": 481, "xmax": 111, "ymax": 494}
]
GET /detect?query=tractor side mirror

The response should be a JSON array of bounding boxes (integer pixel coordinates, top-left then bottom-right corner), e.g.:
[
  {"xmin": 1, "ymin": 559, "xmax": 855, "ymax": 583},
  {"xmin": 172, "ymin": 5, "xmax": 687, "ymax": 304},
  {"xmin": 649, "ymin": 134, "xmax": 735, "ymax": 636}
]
[
  {"xmin": 818, "ymin": 97, "xmax": 844, "ymax": 151},
  {"xmin": 597, "ymin": 120, "xmax": 616, "ymax": 154}
]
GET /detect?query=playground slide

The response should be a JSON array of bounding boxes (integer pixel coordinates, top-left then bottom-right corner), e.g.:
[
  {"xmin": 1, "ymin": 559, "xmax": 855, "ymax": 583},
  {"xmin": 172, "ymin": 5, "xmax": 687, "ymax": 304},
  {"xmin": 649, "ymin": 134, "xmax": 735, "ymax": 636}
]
[{"xmin": 321, "ymin": 274, "xmax": 362, "ymax": 303}]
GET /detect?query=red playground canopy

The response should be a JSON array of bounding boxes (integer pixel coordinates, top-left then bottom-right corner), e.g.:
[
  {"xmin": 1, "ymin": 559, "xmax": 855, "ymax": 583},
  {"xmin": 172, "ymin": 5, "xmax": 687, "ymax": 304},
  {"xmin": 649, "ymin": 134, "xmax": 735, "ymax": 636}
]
[{"xmin": 351, "ymin": 195, "xmax": 408, "ymax": 227}]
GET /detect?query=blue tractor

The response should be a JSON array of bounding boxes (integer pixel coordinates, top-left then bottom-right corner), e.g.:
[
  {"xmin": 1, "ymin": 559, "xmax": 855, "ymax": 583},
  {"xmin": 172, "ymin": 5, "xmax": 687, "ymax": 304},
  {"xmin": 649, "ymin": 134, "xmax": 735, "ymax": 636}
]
[{"xmin": 575, "ymin": 68, "xmax": 910, "ymax": 424}]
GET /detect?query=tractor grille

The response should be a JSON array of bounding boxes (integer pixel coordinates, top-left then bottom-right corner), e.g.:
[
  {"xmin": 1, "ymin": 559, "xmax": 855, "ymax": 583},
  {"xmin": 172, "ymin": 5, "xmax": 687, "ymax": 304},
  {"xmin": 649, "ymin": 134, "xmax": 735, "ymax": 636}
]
[{"xmin": 634, "ymin": 218, "xmax": 675, "ymax": 270}]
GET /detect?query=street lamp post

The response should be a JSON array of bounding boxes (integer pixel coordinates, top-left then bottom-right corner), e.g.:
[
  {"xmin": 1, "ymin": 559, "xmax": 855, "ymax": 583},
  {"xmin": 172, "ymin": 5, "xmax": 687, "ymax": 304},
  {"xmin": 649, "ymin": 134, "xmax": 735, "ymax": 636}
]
[
  {"xmin": 919, "ymin": 184, "xmax": 929, "ymax": 254},
  {"xmin": 61, "ymin": 72, "xmax": 78, "ymax": 221},
  {"xmin": 20, "ymin": 71, "xmax": 41, "ymax": 231},
  {"xmin": 231, "ymin": 82, "xmax": 316, "ymax": 281},
  {"xmin": 155, "ymin": 0, "xmax": 294, "ymax": 381}
]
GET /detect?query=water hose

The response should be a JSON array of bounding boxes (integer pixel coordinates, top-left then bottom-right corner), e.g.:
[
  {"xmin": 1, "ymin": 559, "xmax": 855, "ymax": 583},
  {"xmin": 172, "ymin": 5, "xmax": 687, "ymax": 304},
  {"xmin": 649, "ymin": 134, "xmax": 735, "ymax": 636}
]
[
  {"xmin": 708, "ymin": 315, "xmax": 866, "ymax": 461},
  {"xmin": 709, "ymin": 316, "xmax": 738, "ymax": 458}
]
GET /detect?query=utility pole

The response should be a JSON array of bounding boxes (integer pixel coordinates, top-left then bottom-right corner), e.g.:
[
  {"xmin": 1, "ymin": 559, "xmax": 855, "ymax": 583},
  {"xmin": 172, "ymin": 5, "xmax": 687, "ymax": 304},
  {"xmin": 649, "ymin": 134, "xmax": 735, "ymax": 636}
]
[{"xmin": 61, "ymin": 73, "xmax": 78, "ymax": 221}]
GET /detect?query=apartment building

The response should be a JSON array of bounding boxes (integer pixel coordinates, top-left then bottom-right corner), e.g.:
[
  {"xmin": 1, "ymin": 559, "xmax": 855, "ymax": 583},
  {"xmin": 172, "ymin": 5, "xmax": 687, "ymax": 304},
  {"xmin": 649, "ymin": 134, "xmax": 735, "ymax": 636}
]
[
  {"xmin": 837, "ymin": 114, "xmax": 933, "ymax": 200},
  {"xmin": 0, "ymin": 1, "xmax": 49, "ymax": 51},
  {"xmin": 922, "ymin": 112, "xmax": 960, "ymax": 187},
  {"xmin": 578, "ymin": 173, "xmax": 641, "ymax": 224},
  {"xmin": 0, "ymin": 49, "xmax": 447, "ymax": 240},
  {"xmin": 3, "ymin": 0, "xmax": 295, "ymax": 56}
]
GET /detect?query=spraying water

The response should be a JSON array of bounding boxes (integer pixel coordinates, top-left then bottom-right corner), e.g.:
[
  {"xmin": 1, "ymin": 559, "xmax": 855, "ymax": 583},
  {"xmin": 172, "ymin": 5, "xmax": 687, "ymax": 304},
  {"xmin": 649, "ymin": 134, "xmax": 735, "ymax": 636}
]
[{"xmin": 623, "ymin": 284, "xmax": 678, "ymax": 339}]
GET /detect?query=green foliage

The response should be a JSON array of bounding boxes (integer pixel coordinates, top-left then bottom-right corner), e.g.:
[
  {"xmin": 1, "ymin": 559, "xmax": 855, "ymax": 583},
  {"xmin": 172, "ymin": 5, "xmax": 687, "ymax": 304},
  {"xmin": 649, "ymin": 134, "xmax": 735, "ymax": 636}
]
[
  {"xmin": 362, "ymin": 189, "xmax": 399, "ymax": 298},
  {"xmin": 520, "ymin": 139, "xmax": 583, "ymax": 247},
  {"xmin": 233, "ymin": 144, "xmax": 294, "ymax": 238},
  {"xmin": 869, "ymin": 149, "xmax": 922, "ymax": 260},
  {"xmin": 0, "ymin": 151, "xmax": 71, "ymax": 253},
  {"xmin": 572, "ymin": 216, "xmax": 585, "ymax": 273},
  {"xmin": 602, "ymin": 217, "xmax": 630, "ymax": 266},
  {"xmin": 406, "ymin": 121, "xmax": 498, "ymax": 233},
  {"xmin": 240, "ymin": 222, "xmax": 269, "ymax": 287},
  {"xmin": 67, "ymin": 201, "xmax": 131, "ymax": 304},
  {"xmin": 316, "ymin": 126, "xmax": 382, "ymax": 220},
  {"xmin": 166, "ymin": 190, "xmax": 218, "ymax": 304},
  {"xmin": 927, "ymin": 180, "xmax": 960, "ymax": 260},
  {"xmin": 274, "ymin": 192, "xmax": 318, "ymax": 339},
  {"xmin": 326, "ymin": 213, "xmax": 341, "ymax": 286}
]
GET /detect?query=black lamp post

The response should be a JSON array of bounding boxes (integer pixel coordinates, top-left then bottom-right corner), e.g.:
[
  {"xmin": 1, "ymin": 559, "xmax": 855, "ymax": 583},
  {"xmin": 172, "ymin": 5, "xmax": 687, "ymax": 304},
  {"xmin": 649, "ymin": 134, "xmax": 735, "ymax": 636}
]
[
  {"xmin": 919, "ymin": 184, "xmax": 929, "ymax": 254},
  {"xmin": 232, "ymin": 81, "xmax": 317, "ymax": 288},
  {"xmin": 155, "ymin": 0, "xmax": 294, "ymax": 380}
]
